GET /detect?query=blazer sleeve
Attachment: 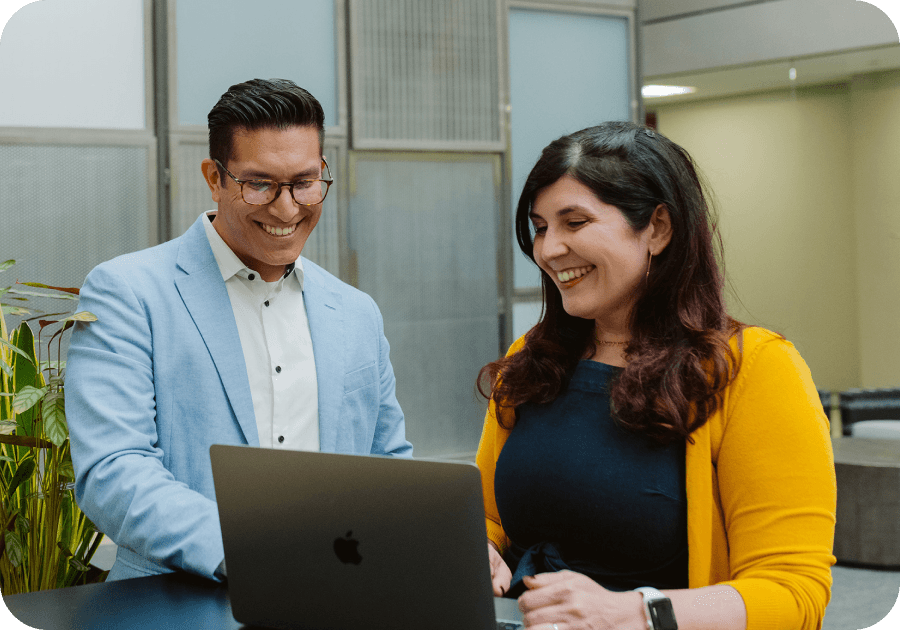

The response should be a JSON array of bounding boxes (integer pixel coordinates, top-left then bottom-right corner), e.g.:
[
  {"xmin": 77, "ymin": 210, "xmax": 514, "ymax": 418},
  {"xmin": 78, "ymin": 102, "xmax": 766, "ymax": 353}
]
[
  {"xmin": 367, "ymin": 294, "xmax": 413, "ymax": 457},
  {"xmin": 66, "ymin": 263, "xmax": 225, "ymax": 580},
  {"xmin": 716, "ymin": 334, "xmax": 836, "ymax": 630}
]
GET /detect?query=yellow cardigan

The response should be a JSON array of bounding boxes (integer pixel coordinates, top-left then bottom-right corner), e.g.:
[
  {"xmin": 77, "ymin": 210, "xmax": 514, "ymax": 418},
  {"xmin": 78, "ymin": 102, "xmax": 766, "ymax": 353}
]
[{"xmin": 476, "ymin": 327, "xmax": 836, "ymax": 630}]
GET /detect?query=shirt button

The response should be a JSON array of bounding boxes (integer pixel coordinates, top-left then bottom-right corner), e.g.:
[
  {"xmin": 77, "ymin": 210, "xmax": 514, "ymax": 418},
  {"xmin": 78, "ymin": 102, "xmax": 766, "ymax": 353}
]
[
  {"xmin": 248, "ymin": 273, "xmax": 255, "ymax": 281},
  {"xmin": 264, "ymin": 300, "xmax": 270, "ymax": 307},
  {"xmin": 278, "ymin": 436, "xmax": 285, "ymax": 443},
  {"xmin": 275, "ymin": 366, "xmax": 282, "ymax": 373}
]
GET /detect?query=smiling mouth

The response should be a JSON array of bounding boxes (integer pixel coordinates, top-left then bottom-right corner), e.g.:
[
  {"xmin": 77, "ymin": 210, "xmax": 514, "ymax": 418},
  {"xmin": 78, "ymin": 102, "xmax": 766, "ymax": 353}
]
[
  {"xmin": 259, "ymin": 222, "xmax": 298, "ymax": 237},
  {"xmin": 556, "ymin": 265, "xmax": 594, "ymax": 287}
]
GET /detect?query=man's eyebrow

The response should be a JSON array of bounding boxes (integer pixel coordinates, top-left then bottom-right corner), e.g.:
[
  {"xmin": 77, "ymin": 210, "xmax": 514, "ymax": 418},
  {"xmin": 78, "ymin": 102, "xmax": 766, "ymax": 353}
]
[{"xmin": 240, "ymin": 167, "xmax": 321, "ymax": 180}]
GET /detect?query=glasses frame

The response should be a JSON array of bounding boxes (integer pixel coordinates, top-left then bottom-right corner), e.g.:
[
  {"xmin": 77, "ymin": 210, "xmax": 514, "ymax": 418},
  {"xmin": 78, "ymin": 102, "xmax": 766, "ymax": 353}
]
[{"xmin": 214, "ymin": 157, "xmax": 334, "ymax": 206}]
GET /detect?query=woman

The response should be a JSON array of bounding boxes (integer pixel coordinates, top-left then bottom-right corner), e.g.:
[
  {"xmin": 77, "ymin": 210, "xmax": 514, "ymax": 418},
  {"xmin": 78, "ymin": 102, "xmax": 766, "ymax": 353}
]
[{"xmin": 476, "ymin": 122, "xmax": 835, "ymax": 630}]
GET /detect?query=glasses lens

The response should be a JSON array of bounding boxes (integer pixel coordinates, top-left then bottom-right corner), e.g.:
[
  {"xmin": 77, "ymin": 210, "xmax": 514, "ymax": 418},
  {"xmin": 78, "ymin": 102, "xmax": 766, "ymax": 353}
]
[
  {"xmin": 292, "ymin": 180, "xmax": 328, "ymax": 205},
  {"xmin": 242, "ymin": 180, "xmax": 277, "ymax": 205}
]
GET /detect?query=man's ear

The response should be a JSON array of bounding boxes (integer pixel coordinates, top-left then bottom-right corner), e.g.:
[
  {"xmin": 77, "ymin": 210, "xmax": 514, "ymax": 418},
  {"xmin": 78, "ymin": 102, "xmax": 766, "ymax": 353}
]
[
  {"xmin": 200, "ymin": 158, "xmax": 223, "ymax": 204},
  {"xmin": 648, "ymin": 204, "xmax": 673, "ymax": 255}
]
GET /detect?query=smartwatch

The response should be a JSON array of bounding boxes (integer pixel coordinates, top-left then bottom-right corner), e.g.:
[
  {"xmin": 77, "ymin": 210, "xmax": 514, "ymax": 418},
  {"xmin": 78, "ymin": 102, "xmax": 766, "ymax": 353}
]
[{"xmin": 635, "ymin": 587, "xmax": 678, "ymax": 630}]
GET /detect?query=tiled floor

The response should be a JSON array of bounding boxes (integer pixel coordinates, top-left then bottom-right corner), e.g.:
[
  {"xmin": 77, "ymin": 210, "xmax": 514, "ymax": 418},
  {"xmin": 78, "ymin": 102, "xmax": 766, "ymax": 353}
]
[{"xmin": 824, "ymin": 565, "xmax": 900, "ymax": 630}]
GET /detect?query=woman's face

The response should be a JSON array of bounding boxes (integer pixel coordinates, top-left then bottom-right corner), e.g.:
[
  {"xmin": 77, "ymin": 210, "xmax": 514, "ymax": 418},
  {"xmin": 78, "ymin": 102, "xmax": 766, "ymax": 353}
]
[{"xmin": 530, "ymin": 175, "xmax": 655, "ymax": 332}]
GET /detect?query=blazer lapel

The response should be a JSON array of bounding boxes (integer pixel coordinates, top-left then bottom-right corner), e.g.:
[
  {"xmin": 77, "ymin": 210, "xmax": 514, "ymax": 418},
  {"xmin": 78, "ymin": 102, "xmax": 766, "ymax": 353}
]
[
  {"xmin": 173, "ymin": 217, "xmax": 259, "ymax": 446},
  {"xmin": 303, "ymin": 264, "xmax": 344, "ymax": 452}
]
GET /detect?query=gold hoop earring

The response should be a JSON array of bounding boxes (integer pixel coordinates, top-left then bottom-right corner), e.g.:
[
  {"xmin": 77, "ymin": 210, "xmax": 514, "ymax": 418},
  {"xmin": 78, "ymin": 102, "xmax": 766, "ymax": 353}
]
[{"xmin": 646, "ymin": 252, "xmax": 653, "ymax": 280}]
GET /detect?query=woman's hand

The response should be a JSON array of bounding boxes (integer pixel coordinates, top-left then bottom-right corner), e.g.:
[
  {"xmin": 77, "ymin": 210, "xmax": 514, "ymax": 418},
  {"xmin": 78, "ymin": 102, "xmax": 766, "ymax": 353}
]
[
  {"xmin": 518, "ymin": 570, "xmax": 644, "ymax": 630},
  {"xmin": 488, "ymin": 541, "xmax": 512, "ymax": 596}
]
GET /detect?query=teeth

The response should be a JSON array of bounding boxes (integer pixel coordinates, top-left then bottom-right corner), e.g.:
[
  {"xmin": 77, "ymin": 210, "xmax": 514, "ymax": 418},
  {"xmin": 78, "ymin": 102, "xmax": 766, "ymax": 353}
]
[
  {"xmin": 263, "ymin": 223, "xmax": 297, "ymax": 236},
  {"xmin": 557, "ymin": 266, "xmax": 593, "ymax": 283}
]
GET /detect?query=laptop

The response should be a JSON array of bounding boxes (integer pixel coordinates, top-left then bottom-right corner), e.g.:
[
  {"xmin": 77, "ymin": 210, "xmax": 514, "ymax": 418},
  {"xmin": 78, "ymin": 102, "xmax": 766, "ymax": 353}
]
[{"xmin": 210, "ymin": 445, "xmax": 524, "ymax": 630}]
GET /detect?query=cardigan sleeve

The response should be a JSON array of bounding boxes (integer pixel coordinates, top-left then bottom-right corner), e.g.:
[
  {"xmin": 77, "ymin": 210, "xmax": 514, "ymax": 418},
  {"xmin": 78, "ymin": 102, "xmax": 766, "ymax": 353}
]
[
  {"xmin": 475, "ymin": 336, "xmax": 526, "ymax": 555},
  {"xmin": 716, "ymin": 332, "xmax": 836, "ymax": 630}
]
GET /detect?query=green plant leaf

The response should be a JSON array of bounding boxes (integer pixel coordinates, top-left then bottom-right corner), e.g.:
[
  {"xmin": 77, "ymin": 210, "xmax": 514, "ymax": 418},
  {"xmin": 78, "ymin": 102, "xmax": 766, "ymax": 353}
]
[
  {"xmin": 18, "ymin": 282, "xmax": 80, "ymax": 296},
  {"xmin": 64, "ymin": 311, "xmax": 97, "ymax": 323},
  {"xmin": 1, "ymin": 307, "xmax": 30, "ymax": 317},
  {"xmin": 0, "ymin": 260, "xmax": 14, "ymax": 272},
  {"xmin": 15, "ymin": 514, "xmax": 30, "ymax": 536},
  {"xmin": 58, "ymin": 459, "xmax": 75, "ymax": 480},
  {"xmin": 7, "ymin": 456, "xmax": 35, "ymax": 497},
  {"xmin": 0, "ymin": 338, "xmax": 34, "ymax": 366},
  {"xmin": 42, "ymin": 392, "xmax": 68, "ymax": 447},
  {"xmin": 12, "ymin": 385, "xmax": 48, "ymax": 414},
  {"xmin": 0, "ymin": 420, "xmax": 17, "ymax": 435},
  {"xmin": 7, "ymin": 288, "xmax": 78, "ymax": 301},
  {"xmin": 4, "ymin": 531, "xmax": 24, "ymax": 568},
  {"xmin": 68, "ymin": 557, "xmax": 89, "ymax": 572},
  {"xmin": 0, "ymin": 455, "xmax": 14, "ymax": 463}
]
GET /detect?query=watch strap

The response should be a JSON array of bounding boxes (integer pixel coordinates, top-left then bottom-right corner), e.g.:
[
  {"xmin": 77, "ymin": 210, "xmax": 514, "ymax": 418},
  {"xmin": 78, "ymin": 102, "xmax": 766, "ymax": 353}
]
[{"xmin": 635, "ymin": 587, "xmax": 678, "ymax": 630}]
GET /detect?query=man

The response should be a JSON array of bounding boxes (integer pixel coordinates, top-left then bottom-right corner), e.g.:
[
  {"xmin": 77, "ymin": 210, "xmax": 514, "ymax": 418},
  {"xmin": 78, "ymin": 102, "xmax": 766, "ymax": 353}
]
[{"xmin": 66, "ymin": 79, "xmax": 412, "ymax": 582}]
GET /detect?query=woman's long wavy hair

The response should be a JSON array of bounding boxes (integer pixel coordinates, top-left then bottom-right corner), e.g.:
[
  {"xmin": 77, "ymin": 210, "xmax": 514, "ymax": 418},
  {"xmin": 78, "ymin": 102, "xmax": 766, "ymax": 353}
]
[{"xmin": 479, "ymin": 122, "xmax": 742, "ymax": 444}]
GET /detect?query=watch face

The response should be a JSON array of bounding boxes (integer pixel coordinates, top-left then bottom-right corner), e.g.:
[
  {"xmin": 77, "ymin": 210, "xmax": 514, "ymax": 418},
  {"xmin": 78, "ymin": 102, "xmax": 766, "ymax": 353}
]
[{"xmin": 648, "ymin": 598, "xmax": 678, "ymax": 630}]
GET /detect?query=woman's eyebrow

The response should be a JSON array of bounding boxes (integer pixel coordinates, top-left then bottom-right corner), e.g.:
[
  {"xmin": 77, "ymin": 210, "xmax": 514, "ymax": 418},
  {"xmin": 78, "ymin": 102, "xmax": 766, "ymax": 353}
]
[{"xmin": 530, "ymin": 207, "xmax": 580, "ymax": 220}]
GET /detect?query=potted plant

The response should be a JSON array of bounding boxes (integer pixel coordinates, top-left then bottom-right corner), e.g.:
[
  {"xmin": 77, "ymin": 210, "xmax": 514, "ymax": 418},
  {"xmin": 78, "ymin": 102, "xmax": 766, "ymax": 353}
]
[{"xmin": 0, "ymin": 259, "xmax": 106, "ymax": 593}]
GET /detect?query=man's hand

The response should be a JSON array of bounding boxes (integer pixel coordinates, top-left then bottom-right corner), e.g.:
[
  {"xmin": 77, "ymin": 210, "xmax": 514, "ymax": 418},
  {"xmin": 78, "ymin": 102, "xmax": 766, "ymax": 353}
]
[{"xmin": 488, "ymin": 541, "xmax": 512, "ymax": 596}]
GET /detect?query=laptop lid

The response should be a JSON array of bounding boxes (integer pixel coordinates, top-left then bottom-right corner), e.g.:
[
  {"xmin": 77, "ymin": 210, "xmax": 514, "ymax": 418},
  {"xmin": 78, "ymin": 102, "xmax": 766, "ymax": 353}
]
[{"xmin": 210, "ymin": 445, "xmax": 510, "ymax": 630}]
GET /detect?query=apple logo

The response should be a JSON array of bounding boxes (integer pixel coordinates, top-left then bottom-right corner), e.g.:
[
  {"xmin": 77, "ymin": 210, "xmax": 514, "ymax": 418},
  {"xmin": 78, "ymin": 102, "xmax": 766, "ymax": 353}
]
[{"xmin": 333, "ymin": 530, "xmax": 362, "ymax": 565}]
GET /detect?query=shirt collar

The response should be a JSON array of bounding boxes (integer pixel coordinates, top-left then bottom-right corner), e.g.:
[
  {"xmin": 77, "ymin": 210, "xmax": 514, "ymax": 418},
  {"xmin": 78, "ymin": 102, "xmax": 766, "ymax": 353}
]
[{"xmin": 202, "ymin": 211, "xmax": 304, "ymax": 290}]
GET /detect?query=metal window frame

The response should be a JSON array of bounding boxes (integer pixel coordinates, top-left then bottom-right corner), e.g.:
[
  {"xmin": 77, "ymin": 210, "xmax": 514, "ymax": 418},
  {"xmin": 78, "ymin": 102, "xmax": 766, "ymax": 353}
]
[{"xmin": 0, "ymin": 0, "xmax": 159, "ymax": 248}]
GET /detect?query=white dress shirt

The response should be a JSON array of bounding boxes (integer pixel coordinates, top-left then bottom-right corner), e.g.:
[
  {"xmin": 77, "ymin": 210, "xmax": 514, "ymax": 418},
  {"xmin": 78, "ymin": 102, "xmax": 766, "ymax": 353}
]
[{"xmin": 202, "ymin": 211, "xmax": 319, "ymax": 451}]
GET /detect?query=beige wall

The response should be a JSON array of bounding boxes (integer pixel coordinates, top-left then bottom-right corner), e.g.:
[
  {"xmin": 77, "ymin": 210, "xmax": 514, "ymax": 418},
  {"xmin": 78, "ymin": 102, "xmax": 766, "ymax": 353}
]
[
  {"xmin": 653, "ymin": 85, "xmax": 860, "ymax": 391},
  {"xmin": 850, "ymin": 70, "xmax": 900, "ymax": 387}
]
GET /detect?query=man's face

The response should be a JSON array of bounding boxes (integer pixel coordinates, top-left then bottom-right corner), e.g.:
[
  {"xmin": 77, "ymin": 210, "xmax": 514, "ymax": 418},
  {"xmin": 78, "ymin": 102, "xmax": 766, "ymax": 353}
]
[{"xmin": 201, "ymin": 125, "xmax": 324, "ymax": 281}]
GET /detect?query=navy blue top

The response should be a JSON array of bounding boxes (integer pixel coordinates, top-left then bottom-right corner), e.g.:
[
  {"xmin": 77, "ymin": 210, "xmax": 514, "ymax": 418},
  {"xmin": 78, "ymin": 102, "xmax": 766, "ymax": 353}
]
[{"xmin": 494, "ymin": 360, "xmax": 688, "ymax": 593}]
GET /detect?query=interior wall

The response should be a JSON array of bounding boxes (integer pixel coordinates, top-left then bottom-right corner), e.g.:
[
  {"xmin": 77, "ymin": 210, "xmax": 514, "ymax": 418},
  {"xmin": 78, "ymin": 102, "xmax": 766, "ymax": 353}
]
[
  {"xmin": 850, "ymin": 70, "xmax": 900, "ymax": 387},
  {"xmin": 652, "ymin": 85, "xmax": 859, "ymax": 391}
]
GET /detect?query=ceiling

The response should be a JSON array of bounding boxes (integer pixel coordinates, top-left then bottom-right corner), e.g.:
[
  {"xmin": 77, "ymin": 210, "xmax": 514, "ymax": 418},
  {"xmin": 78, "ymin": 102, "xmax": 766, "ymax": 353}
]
[{"xmin": 642, "ymin": 43, "xmax": 900, "ymax": 106}]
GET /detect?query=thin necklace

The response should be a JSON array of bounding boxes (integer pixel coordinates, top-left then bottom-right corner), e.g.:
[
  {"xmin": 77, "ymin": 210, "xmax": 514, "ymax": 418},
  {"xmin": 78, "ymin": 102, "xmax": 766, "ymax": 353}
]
[{"xmin": 596, "ymin": 338, "xmax": 629, "ymax": 346}]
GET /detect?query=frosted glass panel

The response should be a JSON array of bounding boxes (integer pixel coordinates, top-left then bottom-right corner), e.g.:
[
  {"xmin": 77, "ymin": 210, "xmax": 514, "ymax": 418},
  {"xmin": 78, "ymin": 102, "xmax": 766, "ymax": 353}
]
[
  {"xmin": 348, "ymin": 156, "xmax": 500, "ymax": 457},
  {"xmin": 176, "ymin": 0, "xmax": 338, "ymax": 128},
  {"xmin": 512, "ymin": 301, "xmax": 543, "ymax": 344},
  {"xmin": 509, "ymin": 9, "xmax": 631, "ymax": 289},
  {"xmin": 0, "ymin": 0, "xmax": 145, "ymax": 128},
  {"xmin": 0, "ymin": 144, "xmax": 150, "ymax": 290}
]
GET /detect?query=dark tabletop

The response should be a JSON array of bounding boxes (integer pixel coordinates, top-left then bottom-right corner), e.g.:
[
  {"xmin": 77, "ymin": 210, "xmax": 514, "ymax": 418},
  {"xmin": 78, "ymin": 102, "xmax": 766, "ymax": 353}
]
[{"xmin": 4, "ymin": 571, "xmax": 246, "ymax": 630}]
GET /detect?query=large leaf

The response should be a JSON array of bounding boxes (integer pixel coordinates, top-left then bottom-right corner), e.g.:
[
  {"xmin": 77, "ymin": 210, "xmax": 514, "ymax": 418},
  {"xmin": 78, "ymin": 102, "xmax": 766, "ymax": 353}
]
[
  {"xmin": 11, "ymin": 322, "xmax": 39, "ymax": 436},
  {"xmin": 18, "ymin": 282, "xmax": 80, "ymax": 296},
  {"xmin": 7, "ymin": 288, "xmax": 78, "ymax": 301},
  {"xmin": 1, "ymin": 307, "xmax": 30, "ymax": 317},
  {"xmin": 4, "ymin": 531, "xmax": 24, "ymax": 568},
  {"xmin": 7, "ymin": 455, "xmax": 36, "ymax": 497},
  {"xmin": 0, "ymin": 338, "xmax": 33, "ymax": 367},
  {"xmin": 58, "ymin": 458, "xmax": 75, "ymax": 480},
  {"xmin": 12, "ymin": 385, "xmax": 48, "ymax": 414},
  {"xmin": 42, "ymin": 391, "xmax": 68, "ymax": 447},
  {"xmin": 64, "ymin": 311, "xmax": 97, "ymax": 323}
]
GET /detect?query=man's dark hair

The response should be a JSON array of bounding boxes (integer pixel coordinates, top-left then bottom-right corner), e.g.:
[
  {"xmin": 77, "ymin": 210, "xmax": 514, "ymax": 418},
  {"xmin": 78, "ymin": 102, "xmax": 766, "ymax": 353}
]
[{"xmin": 208, "ymin": 78, "xmax": 325, "ymax": 169}]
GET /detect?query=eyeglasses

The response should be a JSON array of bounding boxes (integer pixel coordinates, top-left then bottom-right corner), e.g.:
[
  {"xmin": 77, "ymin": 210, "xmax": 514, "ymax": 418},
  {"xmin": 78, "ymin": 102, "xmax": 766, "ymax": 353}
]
[{"xmin": 214, "ymin": 157, "xmax": 333, "ymax": 206}]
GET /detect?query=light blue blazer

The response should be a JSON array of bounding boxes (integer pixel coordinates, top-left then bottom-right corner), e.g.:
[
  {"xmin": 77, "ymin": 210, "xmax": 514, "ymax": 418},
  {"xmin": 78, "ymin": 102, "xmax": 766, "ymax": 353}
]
[{"xmin": 66, "ymin": 215, "xmax": 412, "ymax": 581}]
